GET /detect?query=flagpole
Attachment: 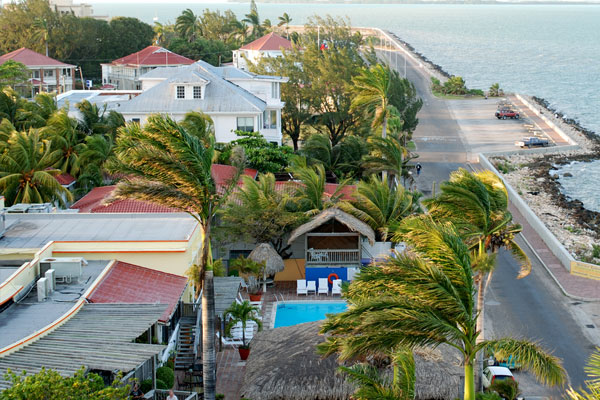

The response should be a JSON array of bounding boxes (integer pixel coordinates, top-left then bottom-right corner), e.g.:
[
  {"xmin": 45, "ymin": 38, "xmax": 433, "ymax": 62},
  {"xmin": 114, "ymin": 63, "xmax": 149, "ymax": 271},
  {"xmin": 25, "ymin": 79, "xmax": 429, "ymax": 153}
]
[{"xmin": 317, "ymin": 25, "xmax": 320, "ymax": 48}]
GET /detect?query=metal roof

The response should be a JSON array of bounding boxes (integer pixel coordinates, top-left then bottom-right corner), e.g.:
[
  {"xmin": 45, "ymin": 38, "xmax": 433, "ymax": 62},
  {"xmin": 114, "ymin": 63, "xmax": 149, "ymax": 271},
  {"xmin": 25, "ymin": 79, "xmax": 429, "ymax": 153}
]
[
  {"xmin": 0, "ymin": 303, "xmax": 166, "ymax": 390},
  {"xmin": 1, "ymin": 213, "xmax": 198, "ymax": 249},
  {"xmin": 214, "ymin": 277, "xmax": 243, "ymax": 317}
]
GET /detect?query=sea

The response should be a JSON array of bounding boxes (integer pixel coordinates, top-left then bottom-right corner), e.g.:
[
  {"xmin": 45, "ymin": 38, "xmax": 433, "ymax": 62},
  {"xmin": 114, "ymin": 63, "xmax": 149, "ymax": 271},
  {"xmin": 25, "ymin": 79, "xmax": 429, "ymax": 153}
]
[{"xmin": 91, "ymin": 2, "xmax": 600, "ymax": 210}]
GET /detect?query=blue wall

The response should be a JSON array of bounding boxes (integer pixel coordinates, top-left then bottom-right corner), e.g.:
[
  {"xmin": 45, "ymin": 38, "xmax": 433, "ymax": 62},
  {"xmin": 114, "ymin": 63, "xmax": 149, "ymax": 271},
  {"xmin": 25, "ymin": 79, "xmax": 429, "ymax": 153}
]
[{"xmin": 305, "ymin": 267, "xmax": 348, "ymax": 284}]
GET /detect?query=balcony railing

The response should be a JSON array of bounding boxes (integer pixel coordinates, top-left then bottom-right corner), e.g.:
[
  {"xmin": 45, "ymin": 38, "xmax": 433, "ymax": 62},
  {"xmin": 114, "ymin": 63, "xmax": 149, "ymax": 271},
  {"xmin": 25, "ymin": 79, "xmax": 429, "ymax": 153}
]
[{"xmin": 306, "ymin": 249, "xmax": 360, "ymax": 265}]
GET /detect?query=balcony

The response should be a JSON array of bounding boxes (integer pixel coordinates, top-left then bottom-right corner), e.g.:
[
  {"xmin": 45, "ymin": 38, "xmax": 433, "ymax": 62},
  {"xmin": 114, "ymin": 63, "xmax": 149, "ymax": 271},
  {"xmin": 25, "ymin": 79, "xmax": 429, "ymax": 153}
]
[{"xmin": 306, "ymin": 249, "xmax": 360, "ymax": 265}]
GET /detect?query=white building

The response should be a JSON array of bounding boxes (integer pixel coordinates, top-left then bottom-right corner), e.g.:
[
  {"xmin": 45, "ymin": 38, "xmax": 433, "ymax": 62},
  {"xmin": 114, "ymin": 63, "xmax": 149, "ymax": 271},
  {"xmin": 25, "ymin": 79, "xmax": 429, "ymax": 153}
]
[
  {"xmin": 115, "ymin": 61, "xmax": 288, "ymax": 145},
  {"xmin": 233, "ymin": 32, "xmax": 293, "ymax": 71}
]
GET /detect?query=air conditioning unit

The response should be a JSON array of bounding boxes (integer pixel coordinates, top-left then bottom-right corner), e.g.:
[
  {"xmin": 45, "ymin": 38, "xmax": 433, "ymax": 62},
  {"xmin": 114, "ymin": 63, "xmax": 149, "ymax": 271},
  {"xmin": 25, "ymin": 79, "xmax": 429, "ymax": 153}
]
[
  {"xmin": 27, "ymin": 203, "xmax": 53, "ymax": 213},
  {"xmin": 45, "ymin": 269, "xmax": 56, "ymax": 293},
  {"xmin": 37, "ymin": 277, "xmax": 48, "ymax": 302},
  {"xmin": 40, "ymin": 257, "xmax": 87, "ymax": 283},
  {"xmin": 7, "ymin": 204, "xmax": 31, "ymax": 213}
]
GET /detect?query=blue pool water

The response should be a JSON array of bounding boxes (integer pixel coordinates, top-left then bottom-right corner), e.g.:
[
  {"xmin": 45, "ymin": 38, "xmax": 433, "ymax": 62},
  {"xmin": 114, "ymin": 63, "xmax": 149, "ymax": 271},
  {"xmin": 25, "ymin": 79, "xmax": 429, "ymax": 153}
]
[{"xmin": 273, "ymin": 302, "xmax": 347, "ymax": 328}]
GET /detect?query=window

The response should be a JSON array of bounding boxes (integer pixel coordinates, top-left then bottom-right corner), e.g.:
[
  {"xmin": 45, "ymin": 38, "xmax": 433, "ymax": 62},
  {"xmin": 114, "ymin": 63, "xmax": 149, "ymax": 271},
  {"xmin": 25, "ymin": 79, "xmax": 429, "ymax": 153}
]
[
  {"xmin": 44, "ymin": 70, "xmax": 54, "ymax": 77},
  {"xmin": 62, "ymin": 68, "xmax": 71, "ymax": 77},
  {"xmin": 176, "ymin": 85, "xmax": 185, "ymax": 99},
  {"xmin": 132, "ymin": 118, "xmax": 140, "ymax": 124},
  {"xmin": 193, "ymin": 86, "xmax": 202, "ymax": 99},
  {"xmin": 237, "ymin": 117, "xmax": 254, "ymax": 132},
  {"xmin": 271, "ymin": 82, "xmax": 279, "ymax": 98},
  {"xmin": 33, "ymin": 71, "xmax": 40, "ymax": 79},
  {"xmin": 262, "ymin": 110, "xmax": 277, "ymax": 129}
]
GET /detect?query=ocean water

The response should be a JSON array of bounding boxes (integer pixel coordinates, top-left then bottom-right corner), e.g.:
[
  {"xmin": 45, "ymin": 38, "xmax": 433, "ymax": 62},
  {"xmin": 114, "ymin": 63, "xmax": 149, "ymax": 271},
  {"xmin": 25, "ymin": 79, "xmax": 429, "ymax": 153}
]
[
  {"xmin": 553, "ymin": 160, "xmax": 600, "ymax": 212},
  {"xmin": 91, "ymin": 3, "xmax": 600, "ymax": 135}
]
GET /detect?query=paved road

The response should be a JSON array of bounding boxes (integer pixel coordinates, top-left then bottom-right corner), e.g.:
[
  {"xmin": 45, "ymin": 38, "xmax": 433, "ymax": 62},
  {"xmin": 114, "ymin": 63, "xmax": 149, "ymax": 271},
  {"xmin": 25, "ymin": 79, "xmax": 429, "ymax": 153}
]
[{"xmin": 378, "ymin": 46, "xmax": 594, "ymax": 392}]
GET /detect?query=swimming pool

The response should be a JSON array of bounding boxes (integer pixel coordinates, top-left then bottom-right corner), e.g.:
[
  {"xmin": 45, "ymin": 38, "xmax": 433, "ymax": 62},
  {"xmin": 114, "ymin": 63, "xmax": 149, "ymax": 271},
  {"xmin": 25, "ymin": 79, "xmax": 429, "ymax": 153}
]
[{"xmin": 273, "ymin": 302, "xmax": 347, "ymax": 328}]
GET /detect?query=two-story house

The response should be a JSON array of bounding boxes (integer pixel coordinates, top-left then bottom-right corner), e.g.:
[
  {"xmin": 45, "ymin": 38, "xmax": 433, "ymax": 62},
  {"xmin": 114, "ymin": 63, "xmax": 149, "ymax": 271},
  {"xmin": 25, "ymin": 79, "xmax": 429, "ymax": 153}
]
[
  {"xmin": 0, "ymin": 48, "xmax": 75, "ymax": 96},
  {"xmin": 115, "ymin": 60, "xmax": 288, "ymax": 144},
  {"xmin": 101, "ymin": 46, "xmax": 195, "ymax": 90},
  {"xmin": 232, "ymin": 32, "xmax": 293, "ymax": 71}
]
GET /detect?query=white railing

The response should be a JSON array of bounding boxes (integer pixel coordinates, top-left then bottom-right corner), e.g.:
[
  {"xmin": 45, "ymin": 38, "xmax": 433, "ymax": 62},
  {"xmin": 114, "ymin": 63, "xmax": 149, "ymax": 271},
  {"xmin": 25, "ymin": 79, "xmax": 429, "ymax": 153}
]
[{"xmin": 306, "ymin": 249, "xmax": 360, "ymax": 264}]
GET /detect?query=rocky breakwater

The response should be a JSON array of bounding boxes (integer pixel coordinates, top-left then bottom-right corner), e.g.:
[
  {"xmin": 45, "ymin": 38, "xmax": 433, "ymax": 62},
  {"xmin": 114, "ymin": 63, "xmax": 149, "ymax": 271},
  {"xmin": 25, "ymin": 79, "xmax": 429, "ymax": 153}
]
[{"xmin": 491, "ymin": 96, "xmax": 600, "ymax": 265}]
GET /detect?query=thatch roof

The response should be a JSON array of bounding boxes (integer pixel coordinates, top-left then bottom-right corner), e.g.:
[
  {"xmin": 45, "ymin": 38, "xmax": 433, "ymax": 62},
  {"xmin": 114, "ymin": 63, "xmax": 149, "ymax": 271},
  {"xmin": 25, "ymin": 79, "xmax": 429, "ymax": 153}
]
[
  {"xmin": 287, "ymin": 208, "xmax": 376, "ymax": 246},
  {"xmin": 241, "ymin": 321, "xmax": 464, "ymax": 400},
  {"xmin": 249, "ymin": 243, "xmax": 285, "ymax": 275}
]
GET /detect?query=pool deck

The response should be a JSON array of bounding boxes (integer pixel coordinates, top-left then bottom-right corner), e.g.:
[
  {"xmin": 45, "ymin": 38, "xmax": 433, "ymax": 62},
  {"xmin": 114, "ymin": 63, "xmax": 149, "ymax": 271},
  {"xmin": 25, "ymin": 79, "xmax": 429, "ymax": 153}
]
[{"xmin": 214, "ymin": 281, "xmax": 344, "ymax": 399}]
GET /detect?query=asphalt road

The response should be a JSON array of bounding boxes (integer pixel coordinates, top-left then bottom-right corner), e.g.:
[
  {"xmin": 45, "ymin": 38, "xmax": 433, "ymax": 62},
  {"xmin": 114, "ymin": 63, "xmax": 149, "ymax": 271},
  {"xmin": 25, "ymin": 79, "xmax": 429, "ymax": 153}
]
[{"xmin": 378, "ymin": 46, "xmax": 594, "ymax": 393}]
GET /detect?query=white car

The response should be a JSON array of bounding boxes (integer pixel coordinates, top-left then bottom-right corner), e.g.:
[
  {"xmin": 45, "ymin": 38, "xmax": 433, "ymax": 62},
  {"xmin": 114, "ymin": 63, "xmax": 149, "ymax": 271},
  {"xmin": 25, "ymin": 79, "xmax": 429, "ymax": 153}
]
[{"xmin": 482, "ymin": 366, "xmax": 515, "ymax": 389}]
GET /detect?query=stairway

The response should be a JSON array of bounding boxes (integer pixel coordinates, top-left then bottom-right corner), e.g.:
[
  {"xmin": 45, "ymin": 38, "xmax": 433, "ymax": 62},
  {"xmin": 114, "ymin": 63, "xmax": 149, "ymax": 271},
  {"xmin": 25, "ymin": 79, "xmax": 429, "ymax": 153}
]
[{"xmin": 174, "ymin": 316, "xmax": 197, "ymax": 370}]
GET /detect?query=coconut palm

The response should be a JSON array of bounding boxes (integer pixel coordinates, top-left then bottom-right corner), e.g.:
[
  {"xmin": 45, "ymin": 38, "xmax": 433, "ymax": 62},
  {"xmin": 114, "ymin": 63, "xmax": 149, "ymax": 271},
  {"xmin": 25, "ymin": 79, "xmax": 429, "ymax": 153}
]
[
  {"xmin": 341, "ymin": 175, "xmax": 421, "ymax": 242},
  {"xmin": 362, "ymin": 134, "xmax": 416, "ymax": 188},
  {"xmin": 242, "ymin": 10, "xmax": 262, "ymax": 41},
  {"xmin": 301, "ymin": 133, "xmax": 367, "ymax": 179},
  {"xmin": 76, "ymin": 100, "xmax": 124, "ymax": 139},
  {"xmin": 290, "ymin": 158, "xmax": 348, "ymax": 215},
  {"xmin": 423, "ymin": 168, "xmax": 530, "ymax": 344},
  {"xmin": 32, "ymin": 17, "xmax": 51, "ymax": 57},
  {"xmin": 0, "ymin": 129, "xmax": 72, "ymax": 207},
  {"xmin": 566, "ymin": 348, "xmax": 600, "ymax": 400},
  {"xmin": 223, "ymin": 300, "xmax": 262, "ymax": 348},
  {"xmin": 277, "ymin": 12, "xmax": 292, "ymax": 39},
  {"xmin": 77, "ymin": 135, "xmax": 115, "ymax": 191},
  {"xmin": 112, "ymin": 112, "xmax": 242, "ymax": 400},
  {"xmin": 320, "ymin": 217, "xmax": 566, "ymax": 400},
  {"xmin": 175, "ymin": 9, "xmax": 201, "ymax": 42},
  {"xmin": 43, "ymin": 111, "xmax": 86, "ymax": 176},
  {"xmin": 352, "ymin": 63, "xmax": 393, "ymax": 139}
]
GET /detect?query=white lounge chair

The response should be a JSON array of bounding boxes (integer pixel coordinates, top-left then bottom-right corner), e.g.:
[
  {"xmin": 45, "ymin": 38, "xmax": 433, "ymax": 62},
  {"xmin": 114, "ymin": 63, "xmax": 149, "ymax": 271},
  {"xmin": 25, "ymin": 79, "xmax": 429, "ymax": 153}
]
[
  {"xmin": 306, "ymin": 280, "xmax": 317, "ymax": 294},
  {"xmin": 318, "ymin": 278, "xmax": 329, "ymax": 295},
  {"xmin": 216, "ymin": 331, "xmax": 244, "ymax": 347},
  {"xmin": 332, "ymin": 279, "xmax": 342, "ymax": 296},
  {"xmin": 297, "ymin": 279, "xmax": 307, "ymax": 295}
]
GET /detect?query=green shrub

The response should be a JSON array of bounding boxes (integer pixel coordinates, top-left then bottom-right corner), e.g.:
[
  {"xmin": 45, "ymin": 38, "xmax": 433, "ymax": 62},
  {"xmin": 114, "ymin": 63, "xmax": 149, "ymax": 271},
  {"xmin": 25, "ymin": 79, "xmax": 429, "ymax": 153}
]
[
  {"xmin": 216, "ymin": 395, "xmax": 225, "ymax": 400},
  {"xmin": 156, "ymin": 378, "xmax": 168, "ymax": 390},
  {"xmin": 592, "ymin": 244, "xmax": 600, "ymax": 259},
  {"xmin": 489, "ymin": 379, "xmax": 519, "ymax": 400},
  {"xmin": 469, "ymin": 89, "xmax": 485, "ymax": 96},
  {"xmin": 166, "ymin": 358, "xmax": 175, "ymax": 370},
  {"xmin": 140, "ymin": 379, "xmax": 153, "ymax": 393},
  {"xmin": 156, "ymin": 366, "xmax": 175, "ymax": 389},
  {"xmin": 476, "ymin": 392, "xmax": 501, "ymax": 400}
]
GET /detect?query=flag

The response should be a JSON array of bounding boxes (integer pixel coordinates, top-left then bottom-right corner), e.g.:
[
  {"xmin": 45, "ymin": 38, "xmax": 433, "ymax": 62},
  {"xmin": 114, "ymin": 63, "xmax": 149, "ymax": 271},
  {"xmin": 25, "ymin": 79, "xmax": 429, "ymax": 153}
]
[{"xmin": 320, "ymin": 41, "xmax": 329, "ymax": 51}]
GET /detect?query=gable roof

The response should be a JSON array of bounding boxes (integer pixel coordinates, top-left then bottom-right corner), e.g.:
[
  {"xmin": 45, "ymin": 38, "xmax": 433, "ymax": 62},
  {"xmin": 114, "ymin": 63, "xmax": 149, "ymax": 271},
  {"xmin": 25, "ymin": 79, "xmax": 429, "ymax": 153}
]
[
  {"xmin": 240, "ymin": 32, "xmax": 293, "ymax": 51},
  {"xmin": 86, "ymin": 261, "xmax": 188, "ymax": 323},
  {"xmin": 70, "ymin": 185, "xmax": 178, "ymax": 213},
  {"xmin": 109, "ymin": 46, "xmax": 195, "ymax": 67},
  {"xmin": 117, "ymin": 61, "xmax": 268, "ymax": 115},
  {"xmin": 212, "ymin": 164, "xmax": 258, "ymax": 187},
  {"xmin": 55, "ymin": 172, "xmax": 76, "ymax": 186},
  {"xmin": 0, "ymin": 47, "xmax": 74, "ymax": 68}
]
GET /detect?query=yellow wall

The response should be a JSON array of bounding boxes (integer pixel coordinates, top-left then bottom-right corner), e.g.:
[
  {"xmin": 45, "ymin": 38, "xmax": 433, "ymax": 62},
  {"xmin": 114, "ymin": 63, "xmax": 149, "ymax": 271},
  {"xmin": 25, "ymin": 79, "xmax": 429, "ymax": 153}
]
[
  {"xmin": 275, "ymin": 259, "xmax": 305, "ymax": 281},
  {"xmin": 571, "ymin": 260, "xmax": 600, "ymax": 281}
]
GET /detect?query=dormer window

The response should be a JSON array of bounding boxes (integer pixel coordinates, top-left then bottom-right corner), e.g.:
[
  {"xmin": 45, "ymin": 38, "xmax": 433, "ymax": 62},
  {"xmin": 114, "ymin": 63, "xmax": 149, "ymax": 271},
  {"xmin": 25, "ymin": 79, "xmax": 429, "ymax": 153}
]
[
  {"xmin": 193, "ymin": 86, "xmax": 202, "ymax": 99},
  {"xmin": 176, "ymin": 86, "xmax": 185, "ymax": 99}
]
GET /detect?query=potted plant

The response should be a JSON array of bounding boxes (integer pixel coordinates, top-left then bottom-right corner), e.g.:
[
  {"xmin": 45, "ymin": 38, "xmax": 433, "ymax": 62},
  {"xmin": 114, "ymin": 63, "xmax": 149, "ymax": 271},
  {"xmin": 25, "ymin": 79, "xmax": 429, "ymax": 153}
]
[
  {"xmin": 223, "ymin": 300, "xmax": 263, "ymax": 360},
  {"xmin": 230, "ymin": 256, "xmax": 266, "ymax": 301}
]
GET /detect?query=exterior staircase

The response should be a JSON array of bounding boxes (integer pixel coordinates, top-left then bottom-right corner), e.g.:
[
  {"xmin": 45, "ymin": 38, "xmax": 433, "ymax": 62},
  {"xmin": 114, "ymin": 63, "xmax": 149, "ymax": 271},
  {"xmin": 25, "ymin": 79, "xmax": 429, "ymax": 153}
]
[{"xmin": 174, "ymin": 316, "xmax": 197, "ymax": 370}]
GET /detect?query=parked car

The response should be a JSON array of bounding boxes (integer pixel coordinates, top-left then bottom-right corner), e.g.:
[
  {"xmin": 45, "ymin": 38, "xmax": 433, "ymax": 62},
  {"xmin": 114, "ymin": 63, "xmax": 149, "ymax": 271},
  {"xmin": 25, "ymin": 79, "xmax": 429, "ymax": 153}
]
[
  {"xmin": 496, "ymin": 354, "xmax": 522, "ymax": 370},
  {"xmin": 482, "ymin": 366, "xmax": 515, "ymax": 389},
  {"xmin": 495, "ymin": 108, "xmax": 520, "ymax": 119},
  {"xmin": 515, "ymin": 137, "xmax": 550, "ymax": 148}
]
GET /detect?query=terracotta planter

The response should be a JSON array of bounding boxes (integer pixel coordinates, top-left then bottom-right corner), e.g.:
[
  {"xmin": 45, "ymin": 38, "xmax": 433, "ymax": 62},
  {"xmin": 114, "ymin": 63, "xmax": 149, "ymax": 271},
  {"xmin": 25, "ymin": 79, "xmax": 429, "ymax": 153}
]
[
  {"xmin": 249, "ymin": 293, "xmax": 262, "ymax": 301},
  {"xmin": 238, "ymin": 347, "xmax": 250, "ymax": 360}
]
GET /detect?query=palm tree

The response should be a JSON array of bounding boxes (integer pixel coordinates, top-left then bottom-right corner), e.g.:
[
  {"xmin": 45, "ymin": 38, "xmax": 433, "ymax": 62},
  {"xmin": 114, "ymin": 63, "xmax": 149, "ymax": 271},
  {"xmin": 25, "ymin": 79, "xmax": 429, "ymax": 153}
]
[
  {"xmin": 175, "ymin": 9, "xmax": 200, "ymax": 43},
  {"xmin": 0, "ymin": 129, "xmax": 72, "ymax": 207},
  {"xmin": 352, "ymin": 63, "xmax": 393, "ymax": 139},
  {"xmin": 43, "ymin": 111, "xmax": 86, "ymax": 176},
  {"xmin": 362, "ymin": 134, "xmax": 415, "ymax": 188},
  {"xmin": 301, "ymin": 133, "xmax": 367, "ymax": 180},
  {"xmin": 320, "ymin": 217, "xmax": 566, "ymax": 400},
  {"xmin": 32, "ymin": 17, "xmax": 50, "ymax": 57},
  {"xmin": 290, "ymin": 158, "xmax": 348, "ymax": 215},
  {"xmin": 341, "ymin": 175, "xmax": 421, "ymax": 242},
  {"xmin": 242, "ymin": 10, "xmax": 262, "ymax": 41},
  {"xmin": 566, "ymin": 348, "xmax": 600, "ymax": 399},
  {"xmin": 153, "ymin": 22, "xmax": 166, "ymax": 45},
  {"xmin": 277, "ymin": 12, "xmax": 292, "ymax": 39},
  {"xmin": 77, "ymin": 134, "xmax": 115, "ymax": 191},
  {"xmin": 76, "ymin": 100, "xmax": 124, "ymax": 139},
  {"xmin": 423, "ymin": 168, "xmax": 530, "ymax": 345},
  {"xmin": 112, "ymin": 112, "xmax": 241, "ymax": 400},
  {"xmin": 223, "ymin": 300, "xmax": 262, "ymax": 348}
]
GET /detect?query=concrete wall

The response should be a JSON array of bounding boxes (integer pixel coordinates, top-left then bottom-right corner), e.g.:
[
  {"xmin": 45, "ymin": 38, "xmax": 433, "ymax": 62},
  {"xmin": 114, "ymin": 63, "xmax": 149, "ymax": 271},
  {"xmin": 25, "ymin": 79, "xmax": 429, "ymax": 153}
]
[
  {"xmin": 515, "ymin": 94, "xmax": 578, "ymax": 146},
  {"xmin": 479, "ymin": 153, "xmax": 575, "ymax": 271}
]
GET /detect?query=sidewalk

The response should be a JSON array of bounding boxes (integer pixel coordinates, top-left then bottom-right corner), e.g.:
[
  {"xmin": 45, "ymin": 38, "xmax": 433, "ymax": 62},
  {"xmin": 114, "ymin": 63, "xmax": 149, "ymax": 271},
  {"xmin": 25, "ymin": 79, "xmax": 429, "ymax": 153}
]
[{"xmin": 509, "ymin": 203, "xmax": 600, "ymax": 300}]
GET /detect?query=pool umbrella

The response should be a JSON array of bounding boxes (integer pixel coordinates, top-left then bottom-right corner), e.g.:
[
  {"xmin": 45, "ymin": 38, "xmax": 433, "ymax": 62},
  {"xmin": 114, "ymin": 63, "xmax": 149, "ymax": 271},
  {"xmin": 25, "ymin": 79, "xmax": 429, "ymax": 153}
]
[{"xmin": 248, "ymin": 243, "xmax": 284, "ymax": 293}]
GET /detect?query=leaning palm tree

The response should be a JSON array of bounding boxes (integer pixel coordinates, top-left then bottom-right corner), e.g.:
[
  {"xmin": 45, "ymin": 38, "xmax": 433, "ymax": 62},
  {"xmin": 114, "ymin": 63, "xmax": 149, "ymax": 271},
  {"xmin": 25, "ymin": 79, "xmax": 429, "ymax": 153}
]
[
  {"xmin": 175, "ymin": 8, "xmax": 201, "ymax": 43},
  {"xmin": 423, "ymin": 168, "xmax": 530, "ymax": 344},
  {"xmin": 341, "ymin": 175, "xmax": 421, "ymax": 242},
  {"xmin": 42, "ymin": 111, "xmax": 86, "ymax": 176},
  {"xmin": 320, "ymin": 217, "xmax": 566, "ymax": 400},
  {"xmin": 0, "ymin": 129, "xmax": 72, "ymax": 207},
  {"xmin": 242, "ymin": 10, "xmax": 262, "ymax": 41},
  {"xmin": 112, "ymin": 112, "xmax": 242, "ymax": 400},
  {"xmin": 290, "ymin": 158, "xmax": 348, "ymax": 215},
  {"xmin": 351, "ymin": 63, "xmax": 393, "ymax": 140},
  {"xmin": 277, "ymin": 12, "xmax": 292, "ymax": 39},
  {"xmin": 567, "ymin": 348, "xmax": 600, "ymax": 400},
  {"xmin": 362, "ymin": 134, "xmax": 416, "ymax": 188}
]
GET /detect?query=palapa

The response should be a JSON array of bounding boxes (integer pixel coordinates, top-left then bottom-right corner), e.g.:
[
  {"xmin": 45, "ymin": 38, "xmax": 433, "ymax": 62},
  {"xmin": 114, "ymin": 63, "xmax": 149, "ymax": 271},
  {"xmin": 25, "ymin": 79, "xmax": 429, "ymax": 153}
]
[
  {"xmin": 287, "ymin": 208, "xmax": 376, "ymax": 246},
  {"xmin": 249, "ymin": 243, "xmax": 284, "ymax": 293},
  {"xmin": 242, "ymin": 321, "xmax": 464, "ymax": 400}
]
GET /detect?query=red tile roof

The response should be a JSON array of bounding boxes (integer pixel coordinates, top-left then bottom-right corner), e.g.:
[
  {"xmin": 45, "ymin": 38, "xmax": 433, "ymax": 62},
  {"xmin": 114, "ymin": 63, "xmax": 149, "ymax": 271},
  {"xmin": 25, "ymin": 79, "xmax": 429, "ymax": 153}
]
[
  {"xmin": 70, "ymin": 185, "xmax": 178, "ymax": 213},
  {"xmin": 86, "ymin": 261, "xmax": 188, "ymax": 323},
  {"xmin": 55, "ymin": 173, "xmax": 76, "ymax": 186},
  {"xmin": 211, "ymin": 164, "xmax": 258, "ymax": 188},
  {"xmin": 0, "ymin": 47, "xmax": 74, "ymax": 67},
  {"xmin": 240, "ymin": 32, "xmax": 293, "ymax": 51},
  {"xmin": 272, "ymin": 181, "xmax": 356, "ymax": 200},
  {"xmin": 109, "ymin": 46, "xmax": 195, "ymax": 67}
]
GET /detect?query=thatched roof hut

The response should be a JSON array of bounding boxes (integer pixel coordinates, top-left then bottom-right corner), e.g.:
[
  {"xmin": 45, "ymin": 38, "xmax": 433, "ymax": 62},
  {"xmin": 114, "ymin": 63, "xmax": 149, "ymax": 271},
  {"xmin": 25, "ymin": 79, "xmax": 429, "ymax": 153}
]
[
  {"xmin": 287, "ymin": 208, "xmax": 376, "ymax": 246},
  {"xmin": 241, "ymin": 321, "xmax": 464, "ymax": 400},
  {"xmin": 249, "ymin": 243, "xmax": 285, "ymax": 293}
]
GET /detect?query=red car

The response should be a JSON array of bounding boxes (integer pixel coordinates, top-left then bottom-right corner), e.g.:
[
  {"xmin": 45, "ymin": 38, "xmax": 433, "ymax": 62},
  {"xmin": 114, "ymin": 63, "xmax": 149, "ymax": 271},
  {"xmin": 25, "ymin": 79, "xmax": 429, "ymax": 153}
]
[{"xmin": 495, "ymin": 108, "xmax": 520, "ymax": 120}]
